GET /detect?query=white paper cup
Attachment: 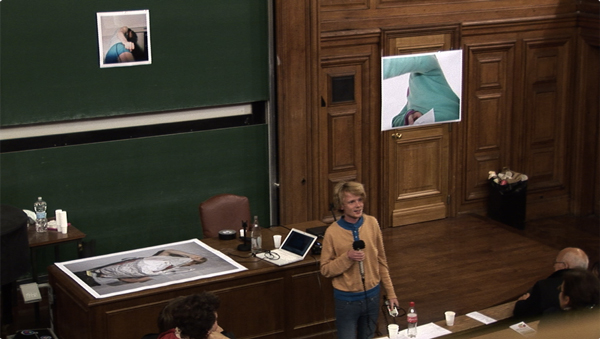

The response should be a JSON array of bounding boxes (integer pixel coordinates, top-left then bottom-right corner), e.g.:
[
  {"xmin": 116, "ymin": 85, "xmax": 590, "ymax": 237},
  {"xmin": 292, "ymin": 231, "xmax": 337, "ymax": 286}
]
[
  {"xmin": 60, "ymin": 210, "xmax": 68, "ymax": 234},
  {"xmin": 55, "ymin": 209, "xmax": 63, "ymax": 228},
  {"xmin": 273, "ymin": 235, "xmax": 282, "ymax": 248},
  {"xmin": 445, "ymin": 311, "xmax": 456, "ymax": 326},
  {"xmin": 387, "ymin": 324, "xmax": 399, "ymax": 339}
]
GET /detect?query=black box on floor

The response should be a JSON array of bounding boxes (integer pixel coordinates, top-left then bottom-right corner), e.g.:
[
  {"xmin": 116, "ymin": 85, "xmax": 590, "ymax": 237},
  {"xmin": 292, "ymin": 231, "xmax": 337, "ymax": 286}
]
[{"xmin": 488, "ymin": 179, "xmax": 527, "ymax": 230}]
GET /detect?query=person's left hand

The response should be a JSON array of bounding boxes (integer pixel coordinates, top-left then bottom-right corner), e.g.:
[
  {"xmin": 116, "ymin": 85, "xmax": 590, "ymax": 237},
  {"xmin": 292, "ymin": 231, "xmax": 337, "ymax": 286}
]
[
  {"xmin": 388, "ymin": 297, "xmax": 399, "ymax": 309},
  {"xmin": 407, "ymin": 111, "xmax": 423, "ymax": 125}
]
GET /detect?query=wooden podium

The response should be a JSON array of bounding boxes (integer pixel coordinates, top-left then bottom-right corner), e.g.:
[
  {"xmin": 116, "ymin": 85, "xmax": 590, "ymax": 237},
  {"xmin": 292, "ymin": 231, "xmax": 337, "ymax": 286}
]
[{"xmin": 48, "ymin": 221, "xmax": 335, "ymax": 339}]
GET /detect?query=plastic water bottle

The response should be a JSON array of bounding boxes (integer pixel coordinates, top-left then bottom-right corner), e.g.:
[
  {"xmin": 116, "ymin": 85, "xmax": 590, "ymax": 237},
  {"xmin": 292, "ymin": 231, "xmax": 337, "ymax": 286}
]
[
  {"xmin": 251, "ymin": 215, "xmax": 262, "ymax": 254},
  {"xmin": 407, "ymin": 301, "xmax": 418, "ymax": 338},
  {"xmin": 34, "ymin": 197, "xmax": 48, "ymax": 233}
]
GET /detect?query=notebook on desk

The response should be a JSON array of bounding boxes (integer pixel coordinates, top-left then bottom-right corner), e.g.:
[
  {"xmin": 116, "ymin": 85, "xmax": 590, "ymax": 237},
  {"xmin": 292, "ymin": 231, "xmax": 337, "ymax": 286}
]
[{"xmin": 255, "ymin": 228, "xmax": 317, "ymax": 266}]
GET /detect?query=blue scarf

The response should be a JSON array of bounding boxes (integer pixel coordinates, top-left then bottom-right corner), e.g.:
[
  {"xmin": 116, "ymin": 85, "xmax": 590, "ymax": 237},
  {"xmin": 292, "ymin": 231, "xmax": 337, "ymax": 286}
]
[{"xmin": 337, "ymin": 216, "xmax": 363, "ymax": 242}]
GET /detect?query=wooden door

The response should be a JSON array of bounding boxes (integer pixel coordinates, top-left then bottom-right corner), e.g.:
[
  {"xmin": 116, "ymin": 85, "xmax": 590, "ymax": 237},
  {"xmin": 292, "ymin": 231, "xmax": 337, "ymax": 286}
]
[
  {"xmin": 383, "ymin": 125, "xmax": 450, "ymax": 226},
  {"xmin": 381, "ymin": 29, "xmax": 458, "ymax": 227},
  {"xmin": 316, "ymin": 31, "xmax": 381, "ymax": 223}
]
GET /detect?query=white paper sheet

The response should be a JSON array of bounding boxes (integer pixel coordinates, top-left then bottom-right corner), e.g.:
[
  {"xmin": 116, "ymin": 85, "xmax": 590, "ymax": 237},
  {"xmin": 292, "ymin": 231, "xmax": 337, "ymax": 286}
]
[
  {"xmin": 466, "ymin": 311, "xmax": 498, "ymax": 324},
  {"xmin": 510, "ymin": 321, "xmax": 537, "ymax": 337},
  {"xmin": 391, "ymin": 322, "xmax": 452, "ymax": 339},
  {"xmin": 413, "ymin": 108, "xmax": 436, "ymax": 125}
]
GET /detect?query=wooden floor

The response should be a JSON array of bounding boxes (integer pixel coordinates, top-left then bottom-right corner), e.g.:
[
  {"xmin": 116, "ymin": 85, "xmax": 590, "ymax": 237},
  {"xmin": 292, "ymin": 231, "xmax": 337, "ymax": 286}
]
[
  {"xmin": 2, "ymin": 214, "xmax": 598, "ymax": 338},
  {"xmin": 376, "ymin": 213, "xmax": 600, "ymax": 336}
]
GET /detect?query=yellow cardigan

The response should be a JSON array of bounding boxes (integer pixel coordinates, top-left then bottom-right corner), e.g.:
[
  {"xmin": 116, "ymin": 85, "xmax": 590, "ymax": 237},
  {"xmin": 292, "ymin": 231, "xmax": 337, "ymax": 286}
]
[{"xmin": 320, "ymin": 214, "xmax": 397, "ymax": 300}]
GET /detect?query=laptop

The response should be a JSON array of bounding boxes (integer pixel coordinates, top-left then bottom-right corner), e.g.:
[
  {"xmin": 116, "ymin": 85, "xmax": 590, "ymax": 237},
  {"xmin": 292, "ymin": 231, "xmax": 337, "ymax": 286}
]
[{"xmin": 256, "ymin": 228, "xmax": 318, "ymax": 266}]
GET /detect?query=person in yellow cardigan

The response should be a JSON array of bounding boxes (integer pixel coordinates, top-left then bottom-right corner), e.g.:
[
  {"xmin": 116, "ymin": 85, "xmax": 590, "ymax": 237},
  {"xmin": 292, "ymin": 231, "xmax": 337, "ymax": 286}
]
[{"xmin": 320, "ymin": 181, "xmax": 399, "ymax": 339}]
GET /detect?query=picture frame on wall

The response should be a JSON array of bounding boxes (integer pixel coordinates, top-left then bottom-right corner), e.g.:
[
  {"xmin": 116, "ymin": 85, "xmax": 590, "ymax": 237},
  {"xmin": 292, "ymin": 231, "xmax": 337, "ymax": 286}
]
[
  {"xmin": 381, "ymin": 50, "xmax": 463, "ymax": 131},
  {"xmin": 97, "ymin": 10, "xmax": 152, "ymax": 68}
]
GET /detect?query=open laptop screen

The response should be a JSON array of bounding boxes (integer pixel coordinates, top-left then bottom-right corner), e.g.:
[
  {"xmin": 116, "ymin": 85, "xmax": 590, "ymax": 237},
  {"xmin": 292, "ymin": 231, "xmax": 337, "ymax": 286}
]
[{"xmin": 281, "ymin": 229, "xmax": 315, "ymax": 256}]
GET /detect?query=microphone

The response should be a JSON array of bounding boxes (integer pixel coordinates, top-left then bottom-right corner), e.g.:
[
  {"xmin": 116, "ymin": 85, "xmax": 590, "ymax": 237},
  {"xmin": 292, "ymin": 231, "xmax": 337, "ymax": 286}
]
[
  {"xmin": 329, "ymin": 203, "xmax": 337, "ymax": 221},
  {"xmin": 352, "ymin": 240, "xmax": 365, "ymax": 279}
]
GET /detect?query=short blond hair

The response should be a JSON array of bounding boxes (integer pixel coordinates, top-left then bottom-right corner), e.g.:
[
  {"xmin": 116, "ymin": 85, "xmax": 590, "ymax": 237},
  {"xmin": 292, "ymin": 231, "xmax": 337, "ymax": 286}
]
[{"xmin": 333, "ymin": 181, "xmax": 366, "ymax": 211}]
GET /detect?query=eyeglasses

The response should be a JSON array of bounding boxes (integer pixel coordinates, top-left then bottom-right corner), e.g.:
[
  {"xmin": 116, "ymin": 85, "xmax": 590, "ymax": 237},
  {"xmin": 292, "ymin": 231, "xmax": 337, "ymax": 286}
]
[{"xmin": 554, "ymin": 261, "xmax": 566, "ymax": 266}]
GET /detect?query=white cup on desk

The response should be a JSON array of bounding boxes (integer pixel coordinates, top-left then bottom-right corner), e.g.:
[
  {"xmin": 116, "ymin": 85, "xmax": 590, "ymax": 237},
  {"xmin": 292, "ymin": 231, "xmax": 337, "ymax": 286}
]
[
  {"xmin": 273, "ymin": 235, "xmax": 282, "ymax": 248},
  {"xmin": 445, "ymin": 311, "xmax": 456, "ymax": 326},
  {"xmin": 387, "ymin": 324, "xmax": 399, "ymax": 339}
]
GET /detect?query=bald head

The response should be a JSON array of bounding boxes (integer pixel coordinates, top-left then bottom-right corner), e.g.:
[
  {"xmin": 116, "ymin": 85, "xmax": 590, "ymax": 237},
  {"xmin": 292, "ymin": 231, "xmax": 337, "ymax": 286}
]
[{"xmin": 554, "ymin": 247, "xmax": 589, "ymax": 271}]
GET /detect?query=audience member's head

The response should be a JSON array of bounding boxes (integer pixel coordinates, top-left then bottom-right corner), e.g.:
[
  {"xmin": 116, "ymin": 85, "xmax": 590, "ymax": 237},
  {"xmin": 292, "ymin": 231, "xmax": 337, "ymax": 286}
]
[
  {"xmin": 158, "ymin": 296, "xmax": 186, "ymax": 333},
  {"xmin": 590, "ymin": 261, "xmax": 599, "ymax": 279},
  {"xmin": 554, "ymin": 247, "xmax": 589, "ymax": 271},
  {"xmin": 559, "ymin": 268, "xmax": 599, "ymax": 310},
  {"xmin": 170, "ymin": 292, "xmax": 221, "ymax": 339}
]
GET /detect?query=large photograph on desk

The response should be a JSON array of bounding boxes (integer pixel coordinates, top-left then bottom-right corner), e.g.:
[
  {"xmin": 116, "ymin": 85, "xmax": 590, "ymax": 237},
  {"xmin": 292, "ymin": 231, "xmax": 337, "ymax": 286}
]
[
  {"xmin": 55, "ymin": 239, "xmax": 246, "ymax": 299},
  {"xmin": 381, "ymin": 50, "xmax": 463, "ymax": 131}
]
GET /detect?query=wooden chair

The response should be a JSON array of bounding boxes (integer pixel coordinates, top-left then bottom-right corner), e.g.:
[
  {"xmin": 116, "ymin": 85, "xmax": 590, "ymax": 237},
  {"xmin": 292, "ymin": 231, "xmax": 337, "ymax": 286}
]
[{"xmin": 198, "ymin": 194, "xmax": 251, "ymax": 239}]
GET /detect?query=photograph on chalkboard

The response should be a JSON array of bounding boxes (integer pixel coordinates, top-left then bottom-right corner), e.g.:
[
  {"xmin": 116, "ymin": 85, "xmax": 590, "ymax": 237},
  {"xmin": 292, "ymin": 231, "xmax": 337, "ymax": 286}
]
[
  {"xmin": 381, "ymin": 50, "xmax": 463, "ymax": 131},
  {"xmin": 97, "ymin": 10, "xmax": 152, "ymax": 68}
]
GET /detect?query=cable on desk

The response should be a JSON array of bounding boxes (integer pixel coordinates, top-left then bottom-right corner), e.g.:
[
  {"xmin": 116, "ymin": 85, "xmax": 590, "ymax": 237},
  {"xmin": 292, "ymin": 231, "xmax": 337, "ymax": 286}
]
[
  {"xmin": 217, "ymin": 248, "xmax": 255, "ymax": 261},
  {"xmin": 252, "ymin": 250, "xmax": 280, "ymax": 261}
]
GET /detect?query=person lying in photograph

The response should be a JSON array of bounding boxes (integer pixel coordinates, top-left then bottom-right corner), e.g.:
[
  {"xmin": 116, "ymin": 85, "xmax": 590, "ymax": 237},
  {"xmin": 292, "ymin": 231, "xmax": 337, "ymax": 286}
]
[{"xmin": 74, "ymin": 249, "xmax": 207, "ymax": 286}]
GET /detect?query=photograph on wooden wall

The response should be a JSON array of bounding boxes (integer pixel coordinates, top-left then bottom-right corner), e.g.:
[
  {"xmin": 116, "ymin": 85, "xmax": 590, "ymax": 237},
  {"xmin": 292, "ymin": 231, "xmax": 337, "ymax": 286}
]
[
  {"xmin": 381, "ymin": 50, "xmax": 463, "ymax": 131},
  {"xmin": 97, "ymin": 10, "xmax": 152, "ymax": 68},
  {"xmin": 55, "ymin": 239, "xmax": 246, "ymax": 298}
]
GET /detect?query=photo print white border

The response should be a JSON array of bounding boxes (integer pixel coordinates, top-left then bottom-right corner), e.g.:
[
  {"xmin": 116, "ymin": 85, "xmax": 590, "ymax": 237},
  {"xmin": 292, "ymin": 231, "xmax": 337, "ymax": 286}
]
[{"xmin": 97, "ymin": 10, "xmax": 152, "ymax": 68}]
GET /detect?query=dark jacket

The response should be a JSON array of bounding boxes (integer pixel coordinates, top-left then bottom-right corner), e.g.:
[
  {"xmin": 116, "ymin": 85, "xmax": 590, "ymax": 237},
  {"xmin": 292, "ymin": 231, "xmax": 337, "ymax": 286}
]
[{"xmin": 513, "ymin": 269, "xmax": 571, "ymax": 319}]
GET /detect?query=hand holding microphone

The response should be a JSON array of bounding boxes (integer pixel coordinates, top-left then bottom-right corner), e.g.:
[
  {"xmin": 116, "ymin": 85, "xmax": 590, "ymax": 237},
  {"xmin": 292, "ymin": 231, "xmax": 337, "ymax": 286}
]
[{"xmin": 352, "ymin": 240, "xmax": 366, "ymax": 279}]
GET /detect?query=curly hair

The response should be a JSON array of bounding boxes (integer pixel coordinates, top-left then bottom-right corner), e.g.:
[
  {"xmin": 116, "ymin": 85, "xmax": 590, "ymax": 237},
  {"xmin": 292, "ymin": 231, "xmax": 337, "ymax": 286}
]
[{"xmin": 171, "ymin": 292, "xmax": 220, "ymax": 339}]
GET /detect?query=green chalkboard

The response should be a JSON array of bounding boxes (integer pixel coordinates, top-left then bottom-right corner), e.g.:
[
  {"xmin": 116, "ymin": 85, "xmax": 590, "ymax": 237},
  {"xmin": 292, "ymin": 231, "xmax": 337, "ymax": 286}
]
[
  {"xmin": 0, "ymin": 0, "xmax": 269, "ymax": 126},
  {"xmin": 0, "ymin": 125, "xmax": 270, "ymax": 276}
]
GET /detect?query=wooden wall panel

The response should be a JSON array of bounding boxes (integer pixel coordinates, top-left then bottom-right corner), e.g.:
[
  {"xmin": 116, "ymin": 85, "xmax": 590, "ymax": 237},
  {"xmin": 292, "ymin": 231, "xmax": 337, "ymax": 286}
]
[
  {"xmin": 276, "ymin": 0, "xmax": 315, "ymax": 224},
  {"xmin": 463, "ymin": 44, "xmax": 514, "ymax": 203},
  {"xmin": 522, "ymin": 37, "xmax": 571, "ymax": 190},
  {"xmin": 321, "ymin": 0, "xmax": 577, "ymax": 32},
  {"xmin": 321, "ymin": 0, "xmax": 368, "ymax": 11},
  {"xmin": 276, "ymin": 0, "xmax": 597, "ymax": 223},
  {"xmin": 570, "ymin": 17, "xmax": 600, "ymax": 215},
  {"xmin": 288, "ymin": 271, "xmax": 335, "ymax": 337}
]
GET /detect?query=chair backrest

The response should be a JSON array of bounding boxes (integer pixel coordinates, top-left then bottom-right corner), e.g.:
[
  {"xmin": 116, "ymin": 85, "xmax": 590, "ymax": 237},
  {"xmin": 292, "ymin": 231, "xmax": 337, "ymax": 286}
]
[{"xmin": 199, "ymin": 194, "xmax": 251, "ymax": 239}]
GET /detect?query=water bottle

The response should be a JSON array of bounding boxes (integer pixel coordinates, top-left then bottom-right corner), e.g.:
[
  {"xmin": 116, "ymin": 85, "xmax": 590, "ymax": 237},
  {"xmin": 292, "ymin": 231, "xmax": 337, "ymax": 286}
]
[
  {"xmin": 34, "ymin": 197, "xmax": 48, "ymax": 233},
  {"xmin": 407, "ymin": 301, "xmax": 418, "ymax": 338},
  {"xmin": 250, "ymin": 215, "xmax": 262, "ymax": 254}
]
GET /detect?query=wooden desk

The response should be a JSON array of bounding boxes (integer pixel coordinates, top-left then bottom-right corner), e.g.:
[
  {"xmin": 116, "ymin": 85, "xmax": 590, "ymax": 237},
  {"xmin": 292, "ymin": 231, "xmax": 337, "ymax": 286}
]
[
  {"xmin": 376, "ymin": 302, "xmax": 520, "ymax": 339},
  {"xmin": 29, "ymin": 224, "xmax": 86, "ymax": 282},
  {"xmin": 433, "ymin": 301, "xmax": 517, "ymax": 334},
  {"xmin": 48, "ymin": 220, "xmax": 335, "ymax": 339}
]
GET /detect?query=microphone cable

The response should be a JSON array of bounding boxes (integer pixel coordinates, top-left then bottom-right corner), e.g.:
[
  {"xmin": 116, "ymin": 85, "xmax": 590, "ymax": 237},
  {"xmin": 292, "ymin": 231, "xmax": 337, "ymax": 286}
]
[{"xmin": 353, "ymin": 239, "xmax": 376, "ymax": 335}]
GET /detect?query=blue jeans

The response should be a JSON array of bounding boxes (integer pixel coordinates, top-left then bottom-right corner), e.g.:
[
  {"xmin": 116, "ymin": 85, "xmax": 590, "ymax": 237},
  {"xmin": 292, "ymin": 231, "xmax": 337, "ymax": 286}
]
[{"xmin": 335, "ymin": 295, "xmax": 380, "ymax": 339}]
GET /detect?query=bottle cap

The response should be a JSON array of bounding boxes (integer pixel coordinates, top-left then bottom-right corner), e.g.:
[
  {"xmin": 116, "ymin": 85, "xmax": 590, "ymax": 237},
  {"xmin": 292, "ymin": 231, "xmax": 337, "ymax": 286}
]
[{"xmin": 410, "ymin": 301, "xmax": 415, "ymax": 307}]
